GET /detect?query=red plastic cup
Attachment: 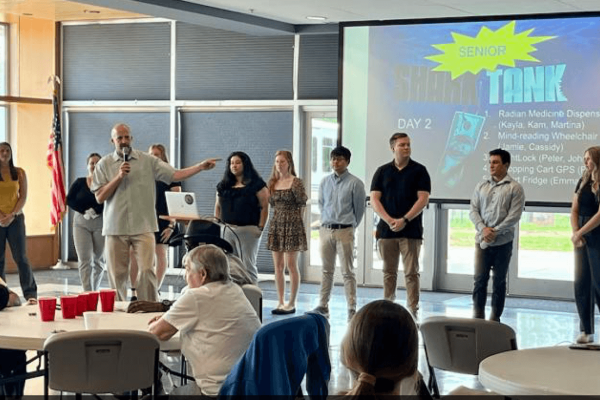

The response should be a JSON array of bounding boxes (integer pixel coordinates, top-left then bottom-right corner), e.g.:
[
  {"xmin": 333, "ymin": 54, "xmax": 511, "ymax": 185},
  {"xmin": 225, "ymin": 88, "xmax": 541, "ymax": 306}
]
[
  {"xmin": 99, "ymin": 289, "xmax": 116, "ymax": 312},
  {"xmin": 76, "ymin": 293, "xmax": 89, "ymax": 316},
  {"xmin": 87, "ymin": 291, "xmax": 99, "ymax": 311},
  {"xmin": 60, "ymin": 295, "xmax": 78, "ymax": 319},
  {"xmin": 38, "ymin": 297, "xmax": 57, "ymax": 322}
]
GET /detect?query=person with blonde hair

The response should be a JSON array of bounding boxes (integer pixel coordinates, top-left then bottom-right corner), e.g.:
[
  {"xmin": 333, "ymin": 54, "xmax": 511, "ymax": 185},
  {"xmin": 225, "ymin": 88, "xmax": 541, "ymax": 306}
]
[
  {"xmin": 340, "ymin": 300, "xmax": 421, "ymax": 398},
  {"xmin": 267, "ymin": 150, "xmax": 307, "ymax": 314},
  {"xmin": 571, "ymin": 145, "xmax": 600, "ymax": 344}
]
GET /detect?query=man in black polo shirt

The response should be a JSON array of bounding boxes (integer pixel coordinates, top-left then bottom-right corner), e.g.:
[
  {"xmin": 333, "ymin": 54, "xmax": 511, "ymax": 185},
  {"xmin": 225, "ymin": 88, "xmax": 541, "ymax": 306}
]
[{"xmin": 370, "ymin": 132, "xmax": 431, "ymax": 318}]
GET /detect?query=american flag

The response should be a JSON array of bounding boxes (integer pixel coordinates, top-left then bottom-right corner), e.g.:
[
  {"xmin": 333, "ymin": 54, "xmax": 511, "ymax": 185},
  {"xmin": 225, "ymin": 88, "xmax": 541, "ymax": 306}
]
[{"xmin": 47, "ymin": 82, "xmax": 66, "ymax": 229}]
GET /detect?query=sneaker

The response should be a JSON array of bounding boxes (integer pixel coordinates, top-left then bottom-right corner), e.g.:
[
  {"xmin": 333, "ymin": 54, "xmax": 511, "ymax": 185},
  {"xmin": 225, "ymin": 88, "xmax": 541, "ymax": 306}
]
[
  {"xmin": 576, "ymin": 332, "xmax": 594, "ymax": 344},
  {"xmin": 311, "ymin": 306, "xmax": 330, "ymax": 319},
  {"xmin": 348, "ymin": 309, "xmax": 356, "ymax": 322}
]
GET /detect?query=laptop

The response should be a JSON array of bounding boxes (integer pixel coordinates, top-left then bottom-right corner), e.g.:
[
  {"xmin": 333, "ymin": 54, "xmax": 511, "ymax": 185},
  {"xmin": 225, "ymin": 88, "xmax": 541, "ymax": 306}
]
[{"xmin": 165, "ymin": 191, "xmax": 203, "ymax": 219}]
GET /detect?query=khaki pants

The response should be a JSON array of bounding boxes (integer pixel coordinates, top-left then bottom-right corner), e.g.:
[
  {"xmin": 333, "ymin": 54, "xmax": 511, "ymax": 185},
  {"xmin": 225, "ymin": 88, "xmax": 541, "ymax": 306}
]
[
  {"xmin": 318, "ymin": 227, "xmax": 356, "ymax": 311},
  {"xmin": 105, "ymin": 232, "xmax": 157, "ymax": 301},
  {"xmin": 378, "ymin": 237, "xmax": 422, "ymax": 313}
]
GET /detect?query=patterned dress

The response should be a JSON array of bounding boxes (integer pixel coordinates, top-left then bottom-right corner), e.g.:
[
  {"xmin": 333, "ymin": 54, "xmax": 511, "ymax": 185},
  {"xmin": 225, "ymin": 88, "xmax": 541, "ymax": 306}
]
[{"xmin": 267, "ymin": 177, "xmax": 308, "ymax": 252}]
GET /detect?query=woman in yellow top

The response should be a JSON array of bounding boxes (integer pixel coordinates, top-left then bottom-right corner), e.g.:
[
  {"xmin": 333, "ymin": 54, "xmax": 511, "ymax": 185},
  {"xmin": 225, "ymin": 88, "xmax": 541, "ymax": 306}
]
[{"xmin": 0, "ymin": 142, "xmax": 37, "ymax": 303}]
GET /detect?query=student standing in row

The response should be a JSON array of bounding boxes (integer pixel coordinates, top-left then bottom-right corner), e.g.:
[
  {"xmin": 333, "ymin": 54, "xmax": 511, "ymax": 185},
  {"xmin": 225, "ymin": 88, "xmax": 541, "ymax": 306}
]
[
  {"xmin": 370, "ymin": 133, "xmax": 430, "ymax": 318},
  {"xmin": 571, "ymin": 146, "xmax": 600, "ymax": 344},
  {"xmin": 313, "ymin": 146, "xmax": 365, "ymax": 322},
  {"xmin": 267, "ymin": 150, "xmax": 307, "ymax": 315},
  {"xmin": 470, "ymin": 149, "xmax": 525, "ymax": 322}
]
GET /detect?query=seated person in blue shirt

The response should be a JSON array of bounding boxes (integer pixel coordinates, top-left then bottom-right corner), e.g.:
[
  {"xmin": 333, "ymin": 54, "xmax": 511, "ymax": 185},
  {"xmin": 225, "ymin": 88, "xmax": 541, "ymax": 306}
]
[{"xmin": 147, "ymin": 244, "xmax": 261, "ymax": 397}]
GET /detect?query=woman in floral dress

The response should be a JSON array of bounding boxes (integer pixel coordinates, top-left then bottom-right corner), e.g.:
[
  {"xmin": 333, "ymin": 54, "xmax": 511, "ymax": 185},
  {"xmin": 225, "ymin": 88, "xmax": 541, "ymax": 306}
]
[{"xmin": 267, "ymin": 150, "xmax": 307, "ymax": 314}]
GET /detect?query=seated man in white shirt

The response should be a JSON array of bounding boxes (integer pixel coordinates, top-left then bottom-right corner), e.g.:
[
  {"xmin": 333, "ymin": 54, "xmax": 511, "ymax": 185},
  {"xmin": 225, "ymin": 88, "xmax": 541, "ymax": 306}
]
[{"xmin": 148, "ymin": 244, "xmax": 261, "ymax": 397}]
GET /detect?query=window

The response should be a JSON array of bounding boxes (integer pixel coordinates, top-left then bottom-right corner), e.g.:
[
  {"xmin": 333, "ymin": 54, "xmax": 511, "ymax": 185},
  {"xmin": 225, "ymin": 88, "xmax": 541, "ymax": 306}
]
[
  {"xmin": 0, "ymin": 23, "xmax": 7, "ymax": 96},
  {"xmin": 0, "ymin": 23, "xmax": 8, "ymax": 142},
  {"xmin": 311, "ymin": 137, "xmax": 317, "ymax": 173}
]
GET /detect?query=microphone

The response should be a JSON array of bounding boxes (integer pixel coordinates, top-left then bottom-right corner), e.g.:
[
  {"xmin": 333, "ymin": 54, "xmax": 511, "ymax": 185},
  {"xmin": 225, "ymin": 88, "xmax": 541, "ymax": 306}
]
[{"xmin": 122, "ymin": 146, "xmax": 131, "ymax": 162}]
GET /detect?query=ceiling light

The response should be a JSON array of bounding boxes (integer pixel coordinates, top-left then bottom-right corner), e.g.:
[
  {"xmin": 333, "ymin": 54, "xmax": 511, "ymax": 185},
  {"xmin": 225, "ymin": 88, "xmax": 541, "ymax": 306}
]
[{"xmin": 306, "ymin": 16, "xmax": 327, "ymax": 21}]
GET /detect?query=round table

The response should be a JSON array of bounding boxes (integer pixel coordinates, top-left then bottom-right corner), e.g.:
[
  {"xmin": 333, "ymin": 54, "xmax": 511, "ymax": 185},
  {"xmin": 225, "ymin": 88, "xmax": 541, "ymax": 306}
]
[{"xmin": 479, "ymin": 345, "xmax": 600, "ymax": 395}]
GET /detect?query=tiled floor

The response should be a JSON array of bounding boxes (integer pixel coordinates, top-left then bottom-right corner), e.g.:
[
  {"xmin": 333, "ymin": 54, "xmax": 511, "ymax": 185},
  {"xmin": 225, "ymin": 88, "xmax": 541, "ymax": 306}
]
[{"xmin": 5, "ymin": 267, "xmax": 599, "ymax": 395}]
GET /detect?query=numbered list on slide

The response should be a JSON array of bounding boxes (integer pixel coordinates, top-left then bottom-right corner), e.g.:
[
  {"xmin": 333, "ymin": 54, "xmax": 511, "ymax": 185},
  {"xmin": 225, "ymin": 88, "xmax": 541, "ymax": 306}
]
[{"xmin": 488, "ymin": 109, "xmax": 600, "ymax": 189}]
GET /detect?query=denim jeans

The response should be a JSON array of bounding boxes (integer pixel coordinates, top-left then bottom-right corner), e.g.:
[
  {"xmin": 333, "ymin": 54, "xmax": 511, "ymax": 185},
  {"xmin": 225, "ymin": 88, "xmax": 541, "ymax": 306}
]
[
  {"xmin": 574, "ymin": 216, "xmax": 600, "ymax": 334},
  {"xmin": 472, "ymin": 241, "xmax": 513, "ymax": 320},
  {"xmin": 0, "ymin": 213, "xmax": 37, "ymax": 299}
]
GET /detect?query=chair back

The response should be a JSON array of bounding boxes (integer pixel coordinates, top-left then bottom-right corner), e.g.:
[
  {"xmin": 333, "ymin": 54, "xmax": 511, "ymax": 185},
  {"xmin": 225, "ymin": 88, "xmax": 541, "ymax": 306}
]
[
  {"xmin": 219, "ymin": 313, "xmax": 330, "ymax": 397},
  {"xmin": 241, "ymin": 284, "xmax": 262, "ymax": 321},
  {"xmin": 420, "ymin": 316, "xmax": 517, "ymax": 375},
  {"xmin": 43, "ymin": 329, "xmax": 159, "ymax": 394}
]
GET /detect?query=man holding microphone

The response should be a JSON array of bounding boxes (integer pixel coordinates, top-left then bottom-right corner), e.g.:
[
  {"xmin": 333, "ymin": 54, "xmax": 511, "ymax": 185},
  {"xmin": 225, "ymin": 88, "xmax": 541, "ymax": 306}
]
[{"xmin": 92, "ymin": 123, "xmax": 219, "ymax": 301}]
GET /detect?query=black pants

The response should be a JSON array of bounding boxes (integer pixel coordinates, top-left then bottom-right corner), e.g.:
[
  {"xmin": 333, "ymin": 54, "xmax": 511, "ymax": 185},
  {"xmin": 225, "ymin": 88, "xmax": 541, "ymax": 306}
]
[
  {"xmin": 0, "ymin": 349, "xmax": 26, "ymax": 396},
  {"xmin": 574, "ymin": 216, "xmax": 600, "ymax": 334},
  {"xmin": 472, "ymin": 241, "xmax": 513, "ymax": 321}
]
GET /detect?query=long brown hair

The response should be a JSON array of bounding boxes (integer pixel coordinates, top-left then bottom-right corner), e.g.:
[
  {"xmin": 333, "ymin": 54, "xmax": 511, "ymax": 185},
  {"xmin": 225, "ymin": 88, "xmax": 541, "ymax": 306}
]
[
  {"xmin": 0, "ymin": 142, "xmax": 19, "ymax": 181},
  {"xmin": 267, "ymin": 150, "xmax": 296, "ymax": 192},
  {"xmin": 578, "ymin": 146, "xmax": 600, "ymax": 198},
  {"xmin": 149, "ymin": 143, "xmax": 169, "ymax": 163},
  {"xmin": 340, "ymin": 300, "xmax": 419, "ymax": 399}
]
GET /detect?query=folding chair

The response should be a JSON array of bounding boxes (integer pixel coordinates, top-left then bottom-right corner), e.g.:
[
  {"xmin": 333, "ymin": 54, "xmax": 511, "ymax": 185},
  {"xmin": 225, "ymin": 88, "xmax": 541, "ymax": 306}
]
[
  {"xmin": 420, "ymin": 316, "xmax": 517, "ymax": 398},
  {"xmin": 43, "ymin": 329, "xmax": 160, "ymax": 399},
  {"xmin": 241, "ymin": 284, "xmax": 263, "ymax": 322}
]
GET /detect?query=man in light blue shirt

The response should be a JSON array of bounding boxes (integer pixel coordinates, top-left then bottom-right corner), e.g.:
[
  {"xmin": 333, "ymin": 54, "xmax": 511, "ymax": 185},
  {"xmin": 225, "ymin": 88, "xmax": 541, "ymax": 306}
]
[
  {"xmin": 312, "ymin": 146, "xmax": 365, "ymax": 321},
  {"xmin": 469, "ymin": 148, "xmax": 525, "ymax": 322},
  {"xmin": 92, "ymin": 123, "xmax": 219, "ymax": 302}
]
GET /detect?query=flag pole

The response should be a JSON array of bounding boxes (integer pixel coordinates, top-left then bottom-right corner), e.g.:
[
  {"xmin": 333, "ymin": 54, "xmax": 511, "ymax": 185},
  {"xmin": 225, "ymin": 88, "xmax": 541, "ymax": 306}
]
[
  {"xmin": 48, "ymin": 75, "xmax": 70, "ymax": 270},
  {"xmin": 51, "ymin": 220, "xmax": 69, "ymax": 270}
]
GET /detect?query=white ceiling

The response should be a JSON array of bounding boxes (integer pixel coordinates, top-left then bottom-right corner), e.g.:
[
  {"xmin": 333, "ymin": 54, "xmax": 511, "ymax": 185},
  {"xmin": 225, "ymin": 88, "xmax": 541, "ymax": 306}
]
[
  {"xmin": 73, "ymin": 0, "xmax": 600, "ymax": 35},
  {"xmin": 182, "ymin": 0, "xmax": 600, "ymax": 25}
]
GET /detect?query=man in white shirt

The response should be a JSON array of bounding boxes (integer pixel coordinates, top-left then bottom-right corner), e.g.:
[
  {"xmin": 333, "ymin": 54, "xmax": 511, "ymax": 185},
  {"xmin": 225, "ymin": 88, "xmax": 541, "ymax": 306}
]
[{"xmin": 148, "ymin": 244, "xmax": 261, "ymax": 396}]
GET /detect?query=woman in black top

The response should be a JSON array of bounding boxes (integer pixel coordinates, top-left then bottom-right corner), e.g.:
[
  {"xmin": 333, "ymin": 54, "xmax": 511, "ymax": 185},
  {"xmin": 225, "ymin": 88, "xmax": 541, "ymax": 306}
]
[
  {"xmin": 129, "ymin": 144, "xmax": 181, "ymax": 299},
  {"xmin": 66, "ymin": 153, "xmax": 105, "ymax": 291},
  {"xmin": 571, "ymin": 146, "xmax": 600, "ymax": 344},
  {"xmin": 215, "ymin": 151, "xmax": 269, "ymax": 283}
]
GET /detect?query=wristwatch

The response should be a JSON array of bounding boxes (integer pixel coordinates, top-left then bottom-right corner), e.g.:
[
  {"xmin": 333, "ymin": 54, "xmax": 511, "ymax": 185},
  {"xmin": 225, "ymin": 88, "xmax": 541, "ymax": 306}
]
[
  {"xmin": 402, "ymin": 216, "xmax": 410, "ymax": 224},
  {"xmin": 161, "ymin": 299, "xmax": 174, "ymax": 311}
]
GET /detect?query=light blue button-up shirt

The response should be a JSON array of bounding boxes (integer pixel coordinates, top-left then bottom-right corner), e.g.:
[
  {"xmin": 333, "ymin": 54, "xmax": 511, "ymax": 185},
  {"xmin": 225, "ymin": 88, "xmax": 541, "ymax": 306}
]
[
  {"xmin": 91, "ymin": 149, "xmax": 176, "ymax": 236},
  {"xmin": 469, "ymin": 173, "xmax": 525, "ymax": 247},
  {"xmin": 319, "ymin": 170, "xmax": 366, "ymax": 227}
]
